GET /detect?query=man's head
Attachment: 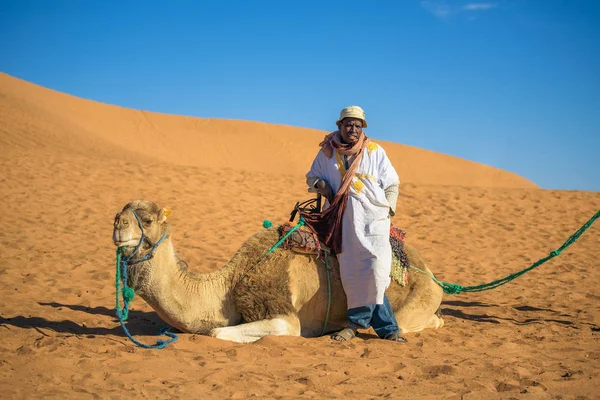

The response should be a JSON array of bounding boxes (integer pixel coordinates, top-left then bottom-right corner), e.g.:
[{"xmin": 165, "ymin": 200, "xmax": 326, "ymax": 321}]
[{"xmin": 336, "ymin": 106, "xmax": 367, "ymax": 144}]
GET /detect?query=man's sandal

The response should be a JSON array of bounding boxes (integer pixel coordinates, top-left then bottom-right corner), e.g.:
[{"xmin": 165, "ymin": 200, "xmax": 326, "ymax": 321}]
[
  {"xmin": 384, "ymin": 332, "xmax": 407, "ymax": 343},
  {"xmin": 331, "ymin": 328, "xmax": 357, "ymax": 342}
]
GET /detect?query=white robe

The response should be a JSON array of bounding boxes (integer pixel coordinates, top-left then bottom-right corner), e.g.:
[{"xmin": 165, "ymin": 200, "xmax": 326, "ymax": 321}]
[{"xmin": 306, "ymin": 142, "xmax": 400, "ymax": 308}]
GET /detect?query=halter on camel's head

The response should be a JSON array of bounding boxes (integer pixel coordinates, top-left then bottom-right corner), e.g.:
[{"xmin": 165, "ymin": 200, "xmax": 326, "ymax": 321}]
[
  {"xmin": 112, "ymin": 200, "xmax": 172, "ymax": 264},
  {"xmin": 112, "ymin": 201, "xmax": 179, "ymax": 348}
]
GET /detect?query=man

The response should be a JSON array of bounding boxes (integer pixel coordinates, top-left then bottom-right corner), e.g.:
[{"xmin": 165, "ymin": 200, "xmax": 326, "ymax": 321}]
[{"xmin": 303, "ymin": 105, "xmax": 406, "ymax": 343}]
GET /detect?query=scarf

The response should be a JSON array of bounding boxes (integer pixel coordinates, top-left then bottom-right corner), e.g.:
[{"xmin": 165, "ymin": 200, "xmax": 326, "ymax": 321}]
[{"xmin": 299, "ymin": 130, "xmax": 369, "ymax": 254}]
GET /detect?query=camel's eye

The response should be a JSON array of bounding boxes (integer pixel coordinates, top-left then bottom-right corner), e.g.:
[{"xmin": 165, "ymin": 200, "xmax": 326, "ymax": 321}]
[{"xmin": 144, "ymin": 219, "xmax": 153, "ymax": 225}]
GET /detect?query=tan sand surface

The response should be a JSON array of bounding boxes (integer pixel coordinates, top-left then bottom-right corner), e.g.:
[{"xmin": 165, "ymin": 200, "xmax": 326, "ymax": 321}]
[{"xmin": 1, "ymin": 73, "xmax": 598, "ymax": 399}]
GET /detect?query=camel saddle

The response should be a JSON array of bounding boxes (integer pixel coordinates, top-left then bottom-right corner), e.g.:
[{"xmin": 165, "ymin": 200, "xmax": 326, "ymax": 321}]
[
  {"xmin": 277, "ymin": 218, "xmax": 409, "ymax": 287},
  {"xmin": 281, "ymin": 195, "xmax": 409, "ymax": 286}
]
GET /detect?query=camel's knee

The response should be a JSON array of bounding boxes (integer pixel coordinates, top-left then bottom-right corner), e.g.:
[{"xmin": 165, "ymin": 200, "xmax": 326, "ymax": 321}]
[
  {"xmin": 397, "ymin": 312, "xmax": 445, "ymax": 334},
  {"xmin": 209, "ymin": 315, "xmax": 301, "ymax": 343},
  {"xmin": 430, "ymin": 314, "xmax": 444, "ymax": 329},
  {"xmin": 270, "ymin": 316, "xmax": 301, "ymax": 336},
  {"xmin": 210, "ymin": 326, "xmax": 255, "ymax": 343},
  {"xmin": 416, "ymin": 313, "xmax": 444, "ymax": 331}
]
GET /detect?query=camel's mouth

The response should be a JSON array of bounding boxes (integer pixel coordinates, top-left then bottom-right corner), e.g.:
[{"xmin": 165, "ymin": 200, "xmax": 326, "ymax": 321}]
[
  {"xmin": 113, "ymin": 239, "xmax": 140, "ymax": 247},
  {"xmin": 112, "ymin": 227, "xmax": 141, "ymax": 247},
  {"xmin": 112, "ymin": 231, "xmax": 142, "ymax": 247}
]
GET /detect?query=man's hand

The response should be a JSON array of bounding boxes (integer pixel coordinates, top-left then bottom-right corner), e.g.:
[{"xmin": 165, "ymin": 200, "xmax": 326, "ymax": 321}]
[{"xmin": 308, "ymin": 179, "xmax": 334, "ymax": 201}]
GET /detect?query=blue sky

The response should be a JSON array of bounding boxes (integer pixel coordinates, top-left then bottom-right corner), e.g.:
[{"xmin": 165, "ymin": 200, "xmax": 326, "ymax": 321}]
[{"xmin": 1, "ymin": 1, "xmax": 599, "ymax": 191}]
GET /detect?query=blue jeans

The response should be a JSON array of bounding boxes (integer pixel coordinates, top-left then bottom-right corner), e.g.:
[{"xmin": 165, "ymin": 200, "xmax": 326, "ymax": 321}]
[{"xmin": 347, "ymin": 294, "xmax": 400, "ymax": 338}]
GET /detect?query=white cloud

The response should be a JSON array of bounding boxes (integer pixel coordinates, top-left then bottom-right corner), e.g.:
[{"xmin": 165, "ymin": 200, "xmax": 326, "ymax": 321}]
[
  {"xmin": 420, "ymin": 1, "xmax": 453, "ymax": 19},
  {"xmin": 421, "ymin": 1, "xmax": 497, "ymax": 19},
  {"xmin": 463, "ymin": 3, "xmax": 497, "ymax": 11}
]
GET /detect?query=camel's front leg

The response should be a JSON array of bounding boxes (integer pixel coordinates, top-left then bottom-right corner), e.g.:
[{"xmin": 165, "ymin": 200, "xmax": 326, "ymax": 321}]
[{"xmin": 210, "ymin": 314, "xmax": 301, "ymax": 343}]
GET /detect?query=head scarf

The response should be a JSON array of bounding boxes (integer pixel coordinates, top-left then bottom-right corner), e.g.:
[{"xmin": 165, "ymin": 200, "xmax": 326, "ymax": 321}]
[{"xmin": 319, "ymin": 130, "xmax": 369, "ymax": 159}]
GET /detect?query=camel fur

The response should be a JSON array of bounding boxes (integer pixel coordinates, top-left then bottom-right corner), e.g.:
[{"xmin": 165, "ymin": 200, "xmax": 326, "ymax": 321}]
[{"xmin": 112, "ymin": 200, "xmax": 444, "ymax": 343}]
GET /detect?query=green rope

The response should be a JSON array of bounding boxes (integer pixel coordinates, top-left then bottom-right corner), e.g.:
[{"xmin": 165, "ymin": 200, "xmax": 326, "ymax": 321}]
[
  {"xmin": 115, "ymin": 247, "xmax": 128, "ymax": 320},
  {"xmin": 266, "ymin": 217, "xmax": 305, "ymax": 255},
  {"xmin": 238, "ymin": 217, "xmax": 307, "ymax": 283},
  {"xmin": 115, "ymin": 247, "xmax": 136, "ymax": 319},
  {"xmin": 320, "ymin": 250, "xmax": 332, "ymax": 336},
  {"xmin": 412, "ymin": 210, "xmax": 599, "ymax": 295},
  {"xmin": 259, "ymin": 217, "xmax": 332, "ymax": 336}
]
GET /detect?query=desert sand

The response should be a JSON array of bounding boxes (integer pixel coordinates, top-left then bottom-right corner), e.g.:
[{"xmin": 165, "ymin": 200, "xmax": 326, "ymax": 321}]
[{"xmin": 0, "ymin": 72, "xmax": 598, "ymax": 399}]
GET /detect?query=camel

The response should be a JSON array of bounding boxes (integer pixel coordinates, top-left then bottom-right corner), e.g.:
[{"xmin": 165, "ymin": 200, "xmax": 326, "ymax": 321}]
[{"xmin": 112, "ymin": 200, "xmax": 444, "ymax": 343}]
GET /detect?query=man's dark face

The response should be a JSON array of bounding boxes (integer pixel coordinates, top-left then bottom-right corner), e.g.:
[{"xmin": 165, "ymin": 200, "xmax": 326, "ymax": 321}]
[{"xmin": 339, "ymin": 117, "xmax": 363, "ymax": 144}]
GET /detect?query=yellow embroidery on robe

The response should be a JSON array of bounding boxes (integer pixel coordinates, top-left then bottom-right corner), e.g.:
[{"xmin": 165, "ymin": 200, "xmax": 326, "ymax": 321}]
[
  {"xmin": 335, "ymin": 151, "xmax": 346, "ymax": 181},
  {"xmin": 367, "ymin": 142, "xmax": 379, "ymax": 155},
  {"xmin": 355, "ymin": 173, "xmax": 376, "ymax": 182},
  {"xmin": 352, "ymin": 179, "xmax": 365, "ymax": 193}
]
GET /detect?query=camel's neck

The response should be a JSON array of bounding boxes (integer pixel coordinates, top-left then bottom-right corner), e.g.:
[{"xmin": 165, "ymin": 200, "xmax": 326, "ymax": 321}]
[{"xmin": 128, "ymin": 239, "xmax": 240, "ymax": 334}]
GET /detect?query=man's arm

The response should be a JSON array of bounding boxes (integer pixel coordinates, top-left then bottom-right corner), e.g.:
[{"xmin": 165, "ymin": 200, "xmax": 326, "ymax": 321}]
[
  {"xmin": 376, "ymin": 145, "xmax": 400, "ymax": 216},
  {"xmin": 384, "ymin": 183, "xmax": 399, "ymax": 216},
  {"xmin": 306, "ymin": 151, "xmax": 334, "ymax": 200}
]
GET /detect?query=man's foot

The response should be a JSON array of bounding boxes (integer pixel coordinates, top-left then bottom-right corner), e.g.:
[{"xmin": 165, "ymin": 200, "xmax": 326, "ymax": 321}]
[
  {"xmin": 331, "ymin": 328, "xmax": 357, "ymax": 342},
  {"xmin": 383, "ymin": 332, "xmax": 407, "ymax": 343}
]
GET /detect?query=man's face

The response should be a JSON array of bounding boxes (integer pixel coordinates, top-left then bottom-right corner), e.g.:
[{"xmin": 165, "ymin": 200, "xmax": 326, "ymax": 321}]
[{"xmin": 339, "ymin": 117, "xmax": 363, "ymax": 144}]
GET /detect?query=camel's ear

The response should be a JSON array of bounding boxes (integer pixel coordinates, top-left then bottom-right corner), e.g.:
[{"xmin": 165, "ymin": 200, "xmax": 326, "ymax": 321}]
[{"xmin": 159, "ymin": 208, "xmax": 172, "ymax": 223}]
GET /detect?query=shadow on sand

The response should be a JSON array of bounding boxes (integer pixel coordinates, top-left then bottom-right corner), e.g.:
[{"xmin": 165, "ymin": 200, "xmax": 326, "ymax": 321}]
[
  {"xmin": 0, "ymin": 302, "xmax": 170, "ymax": 338},
  {"xmin": 440, "ymin": 300, "xmax": 596, "ymax": 328}
]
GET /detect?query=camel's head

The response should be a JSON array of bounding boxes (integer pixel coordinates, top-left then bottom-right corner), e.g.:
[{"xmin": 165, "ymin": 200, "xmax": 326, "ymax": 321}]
[{"xmin": 113, "ymin": 200, "xmax": 171, "ymax": 251}]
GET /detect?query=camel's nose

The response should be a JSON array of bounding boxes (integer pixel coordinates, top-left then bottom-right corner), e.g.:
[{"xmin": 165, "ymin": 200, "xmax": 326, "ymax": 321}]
[{"xmin": 114, "ymin": 213, "xmax": 131, "ymax": 229}]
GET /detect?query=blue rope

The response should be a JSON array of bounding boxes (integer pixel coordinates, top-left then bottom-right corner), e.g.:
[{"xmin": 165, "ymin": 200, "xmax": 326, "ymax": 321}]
[
  {"xmin": 115, "ymin": 308, "xmax": 178, "ymax": 349},
  {"xmin": 115, "ymin": 210, "xmax": 178, "ymax": 349}
]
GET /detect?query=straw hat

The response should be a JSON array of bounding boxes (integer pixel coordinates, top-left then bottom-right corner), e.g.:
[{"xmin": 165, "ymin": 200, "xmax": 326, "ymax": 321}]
[{"xmin": 336, "ymin": 105, "xmax": 368, "ymax": 128}]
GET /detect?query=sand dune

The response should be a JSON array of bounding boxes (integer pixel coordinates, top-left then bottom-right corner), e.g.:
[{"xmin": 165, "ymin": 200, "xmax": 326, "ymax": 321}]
[
  {"xmin": 0, "ymin": 73, "xmax": 598, "ymax": 399},
  {"xmin": 0, "ymin": 73, "xmax": 536, "ymax": 188}
]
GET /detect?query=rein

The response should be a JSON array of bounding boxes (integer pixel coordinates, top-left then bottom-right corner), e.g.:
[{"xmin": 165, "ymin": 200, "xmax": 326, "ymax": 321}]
[
  {"xmin": 121, "ymin": 210, "xmax": 168, "ymax": 265},
  {"xmin": 115, "ymin": 209, "xmax": 177, "ymax": 349}
]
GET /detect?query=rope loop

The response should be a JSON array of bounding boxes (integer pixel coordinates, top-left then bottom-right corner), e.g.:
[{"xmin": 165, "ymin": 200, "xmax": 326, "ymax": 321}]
[{"xmin": 441, "ymin": 283, "xmax": 463, "ymax": 295}]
